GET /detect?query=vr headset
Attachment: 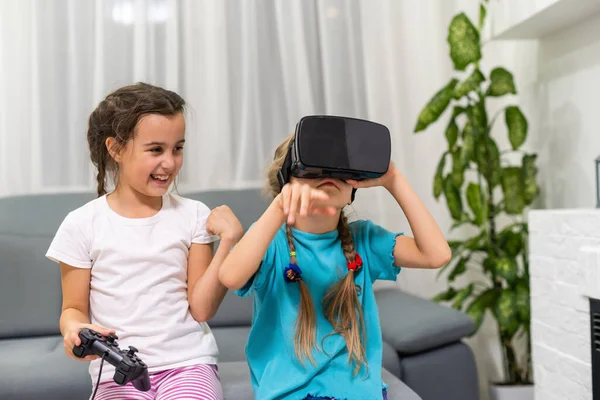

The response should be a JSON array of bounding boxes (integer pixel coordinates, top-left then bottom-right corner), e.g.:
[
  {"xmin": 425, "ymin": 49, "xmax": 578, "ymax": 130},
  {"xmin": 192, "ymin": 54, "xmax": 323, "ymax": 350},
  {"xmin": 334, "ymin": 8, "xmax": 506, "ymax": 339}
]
[{"xmin": 277, "ymin": 115, "xmax": 391, "ymax": 202}]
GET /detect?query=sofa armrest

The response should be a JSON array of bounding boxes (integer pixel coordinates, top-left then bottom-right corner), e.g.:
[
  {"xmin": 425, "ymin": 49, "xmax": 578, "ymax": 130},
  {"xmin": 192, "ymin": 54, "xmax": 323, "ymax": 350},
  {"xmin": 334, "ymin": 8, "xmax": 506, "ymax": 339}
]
[{"xmin": 375, "ymin": 287, "xmax": 475, "ymax": 355}]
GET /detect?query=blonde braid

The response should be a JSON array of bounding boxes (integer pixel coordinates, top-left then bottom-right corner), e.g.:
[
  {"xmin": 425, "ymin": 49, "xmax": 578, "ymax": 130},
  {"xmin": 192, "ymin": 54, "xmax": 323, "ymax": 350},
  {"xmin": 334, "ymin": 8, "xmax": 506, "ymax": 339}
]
[
  {"xmin": 322, "ymin": 213, "xmax": 368, "ymax": 375},
  {"xmin": 286, "ymin": 224, "xmax": 318, "ymax": 365}
]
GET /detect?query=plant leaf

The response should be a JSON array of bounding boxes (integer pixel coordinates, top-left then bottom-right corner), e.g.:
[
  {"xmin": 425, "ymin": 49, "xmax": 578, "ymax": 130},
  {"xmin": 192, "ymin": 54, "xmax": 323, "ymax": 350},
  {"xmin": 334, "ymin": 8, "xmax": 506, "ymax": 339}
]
[
  {"xmin": 483, "ymin": 256, "xmax": 495, "ymax": 273},
  {"xmin": 505, "ymin": 106, "xmax": 528, "ymax": 150},
  {"xmin": 432, "ymin": 287, "xmax": 458, "ymax": 302},
  {"xmin": 445, "ymin": 119, "xmax": 459, "ymax": 149},
  {"xmin": 498, "ymin": 230, "xmax": 523, "ymax": 257},
  {"xmin": 448, "ymin": 257, "xmax": 469, "ymax": 282},
  {"xmin": 454, "ymin": 69, "xmax": 485, "ymax": 99},
  {"xmin": 478, "ymin": 4, "xmax": 487, "ymax": 31},
  {"xmin": 515, "ymin": 279, "xmax": 530, "ymax": 323},
  {"xmin": 436, "ymin": 246, "xmax": 467, "ymax": 278},
  {"xmin": 466, "ymin": 299, "xmax": 485, "ymax": 333},
  {"xmin": 502, "ymin": 167, "xmax": 525, "ymax": 215},
  {"xmin": 461, "ymin": 125, "xmax": 475, "ymax": 166},
  {"xmin": 452, "ymin": 283, "xmax": 474, "ymax": 310},
  {"xmin": 414, "ymin": 78, "xmax": 459, "ymax": 132},
  {"xmin": 465, "ymin": 232, "xmax": 485, "ymax": 251},
  {"xmin": 452, "ymin": 106, "xmax": 467, "ymax": 119},
  {"xmin": 476, "ymin": 137, "xmax": 501, "ymax": 188},
  {"xmin": 451, "ymin": 149, "xmax": 465, "ymax": 188},
  {"xmin": 466, "ymin": 289, "xmax": 497, "ymax": 334},
  {"xmin": 466, "ymin": 183, "xmax": 484, "ymax": 225},
  {"xmin": 494, "ymin": 289, "xmax": 520, "ymax": 338},
  {"xmin": 448, "ymin": 240, "xmax": 464, "ymax": 252},
  {"xmin": 447, "ymin": 13, "xmax": 481, "ymax": 71},
  {"xmin": 522, "ymin": 153, "xmax": 539, "ymax": 204},
  {"xmin": 433, "ymin": 153, "xmax": 447, "ymax": 199},
  {"xmin": 469, "ymin": 101, "xmax": 488, "ymax": 135},
  {"xmin": 494, "ymin": 257, "xmax": 519, "ymax": 283},
  {"xmin": 444, "ymin": 176, "xmax": 463, "ymax": 220},
  {"xmin": 450, "ymin": 213, "xmax": 472, "ymax": 231},
  {"xmin": 487, "ymin": 67, "xmax": 517, "ymax": 97}
]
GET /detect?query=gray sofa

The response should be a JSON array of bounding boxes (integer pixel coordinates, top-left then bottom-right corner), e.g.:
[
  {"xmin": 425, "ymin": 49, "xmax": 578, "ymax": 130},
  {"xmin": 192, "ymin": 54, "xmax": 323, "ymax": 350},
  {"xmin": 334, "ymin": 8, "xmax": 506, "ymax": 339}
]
[{"xmin": 0, "ymin": 189, "xmax": 478, "ymax": 400}]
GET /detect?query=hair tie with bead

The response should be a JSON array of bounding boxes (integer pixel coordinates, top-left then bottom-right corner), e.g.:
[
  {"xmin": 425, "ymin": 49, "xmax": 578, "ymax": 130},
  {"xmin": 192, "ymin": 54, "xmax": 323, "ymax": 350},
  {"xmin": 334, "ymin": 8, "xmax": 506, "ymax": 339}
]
[
  {"xmin": 284, "ymin": 251, "xmax": 303, "ymax": 283},
  {"xmin": 347, "ymin": 253, "xmax": 363, "ymax": 272}
]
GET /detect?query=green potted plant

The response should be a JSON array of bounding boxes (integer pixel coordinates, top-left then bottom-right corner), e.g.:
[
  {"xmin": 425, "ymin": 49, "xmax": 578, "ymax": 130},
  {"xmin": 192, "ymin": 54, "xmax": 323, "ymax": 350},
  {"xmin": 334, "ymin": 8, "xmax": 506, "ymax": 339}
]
[{"xmin": 412, "ymin": 3, "xmax": 538, "ymax": 399}]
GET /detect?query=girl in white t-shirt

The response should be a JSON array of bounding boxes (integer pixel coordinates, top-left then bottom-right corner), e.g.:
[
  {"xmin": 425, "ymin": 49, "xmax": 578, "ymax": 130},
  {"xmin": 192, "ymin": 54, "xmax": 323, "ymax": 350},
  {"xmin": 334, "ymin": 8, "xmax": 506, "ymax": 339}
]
[{"xmin": 46, "ymin": 83, "xmax": 242, "ymax": 400}]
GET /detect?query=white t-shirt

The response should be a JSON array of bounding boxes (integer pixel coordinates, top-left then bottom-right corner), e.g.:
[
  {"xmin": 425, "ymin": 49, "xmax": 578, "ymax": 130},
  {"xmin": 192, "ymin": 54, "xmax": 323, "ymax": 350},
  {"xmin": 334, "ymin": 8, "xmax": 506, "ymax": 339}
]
[{"xmin": 46, "ymin": 192, "xmax": 220, "ymax": 384}]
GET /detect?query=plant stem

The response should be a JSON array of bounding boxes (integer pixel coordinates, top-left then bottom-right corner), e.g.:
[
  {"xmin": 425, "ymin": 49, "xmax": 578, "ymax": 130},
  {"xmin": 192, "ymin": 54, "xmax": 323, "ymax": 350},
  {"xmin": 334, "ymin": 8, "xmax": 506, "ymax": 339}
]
[
  {"xmin": 488, "ymin": 106, "xmax": 508, "ymax": 133},
  {"xmin": 522, "ymin": 224, "xmax": 530, "ymax": 277},
  {"xmin": 501, "ymin": 333, "xmax": 521, "ymax": 383},
  {"xmin": 525, "ymin": 329, "xmax": 532, "ymax": 382}
]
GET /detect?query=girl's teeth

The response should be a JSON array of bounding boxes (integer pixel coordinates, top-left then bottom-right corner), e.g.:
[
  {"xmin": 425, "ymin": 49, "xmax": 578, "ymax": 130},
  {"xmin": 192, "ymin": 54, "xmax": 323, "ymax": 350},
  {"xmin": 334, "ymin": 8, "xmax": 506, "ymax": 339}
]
[{"xmin": 152, "ymin": 175, "xmax": 169, "ymax": 181}]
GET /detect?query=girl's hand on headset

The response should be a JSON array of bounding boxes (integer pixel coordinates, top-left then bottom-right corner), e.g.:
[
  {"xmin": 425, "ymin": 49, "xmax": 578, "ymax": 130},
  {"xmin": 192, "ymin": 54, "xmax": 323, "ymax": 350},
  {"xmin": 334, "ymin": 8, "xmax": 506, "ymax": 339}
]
[
  {"xmin": 278, "ymin": 181, "xmax": 337, "ymax": 225},
  {"xmin": 346, "ymin": 161, "xmax": 400, "ymax": 191}
]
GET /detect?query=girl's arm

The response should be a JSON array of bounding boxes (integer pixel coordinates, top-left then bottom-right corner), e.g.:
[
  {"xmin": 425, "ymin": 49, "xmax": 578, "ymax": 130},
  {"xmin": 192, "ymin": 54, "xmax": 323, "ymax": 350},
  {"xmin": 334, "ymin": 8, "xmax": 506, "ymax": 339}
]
[
  {"xmin": 59, "ymin": 263, "xmax": 115, "ymax": 361},
  {"xmin": 188, "ymin": 206, "xmax": 243, "ymax": 322},
  {"xmin": 219, "ymin": 183, "xmax": 335, "ymax": 290},
  {"xmin": 349, "ymin": 163, "xmax": 452, "ymax": 269},
  {"xmin": 218, "ymin": 200, "xmax": 286, "ymax": 290}
]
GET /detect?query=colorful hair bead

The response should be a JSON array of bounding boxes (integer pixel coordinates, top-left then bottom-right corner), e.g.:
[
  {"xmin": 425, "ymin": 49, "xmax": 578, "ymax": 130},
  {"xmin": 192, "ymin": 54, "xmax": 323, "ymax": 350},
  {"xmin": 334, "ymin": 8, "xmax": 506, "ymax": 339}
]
[
  {"xmin": 347, "ymin": 253, "xmax": 363, "ymax": 272},
  {"xmin": 284, "ymin": 263, "xmax": 303, "ymax": 283}
]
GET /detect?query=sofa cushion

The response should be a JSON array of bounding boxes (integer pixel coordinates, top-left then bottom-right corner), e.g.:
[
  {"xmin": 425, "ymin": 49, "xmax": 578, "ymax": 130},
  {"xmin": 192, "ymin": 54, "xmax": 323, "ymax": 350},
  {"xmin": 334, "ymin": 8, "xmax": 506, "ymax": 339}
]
[
  {"xmin": 0, "ymin": 192, "xmax": 97, "ymax": 339},
  {"xmin": 212, "ymin": 326, "xmax": 251, "ymax": 362},
  {"xmin": 208, "ymin": 291, "xmax": 253, "ymax": 328},
  {"xmin": 0, "ymin": 336, "xmax": 91, "ymax": 400},
  {"xmin": 400, "ymin": 342, "xmax": 479, "ymax": 400},
  {"xmin": 382, "ymin": 340, "xmax": 403, "ymax": 379},
  {"xmin": 0, "ymin": 193, "xmax": 96, "ymax": 236},
  {"xmin": 376, "ymin": 287, "xmax": 475, "ymax": 355},
  {"xmin": 0, "ymin": 234, "xmax": 62, "ymax": 338},
  {"xmin": 382, "ymin": 367, "xmax": 422, "ymax": 400},
  {"xmin": 219, "ymin": 361, "xmax": 254, "ymax": 400}
]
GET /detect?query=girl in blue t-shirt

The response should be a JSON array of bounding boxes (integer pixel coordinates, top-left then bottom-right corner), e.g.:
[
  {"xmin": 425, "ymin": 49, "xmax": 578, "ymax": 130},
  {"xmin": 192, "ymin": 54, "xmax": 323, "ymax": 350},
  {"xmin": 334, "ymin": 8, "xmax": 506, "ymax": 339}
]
[{"xmin": 219, "ymin": 135, "xmax": 451, "ymax": 400}]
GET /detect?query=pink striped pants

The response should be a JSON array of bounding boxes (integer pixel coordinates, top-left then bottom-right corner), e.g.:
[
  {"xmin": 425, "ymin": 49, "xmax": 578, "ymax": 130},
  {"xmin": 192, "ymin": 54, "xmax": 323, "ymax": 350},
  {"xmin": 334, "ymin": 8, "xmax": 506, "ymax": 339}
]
[{"xmin": 91, "ymin": 364, "xmax": 223, "ymax": 400}]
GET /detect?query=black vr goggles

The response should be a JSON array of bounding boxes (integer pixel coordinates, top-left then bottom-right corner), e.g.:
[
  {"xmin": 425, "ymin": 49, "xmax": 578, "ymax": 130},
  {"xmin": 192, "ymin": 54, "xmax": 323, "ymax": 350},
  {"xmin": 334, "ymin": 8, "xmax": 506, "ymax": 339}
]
[{"xmin": 277, "ymin": 115, "xmax": 391, "ymax": 202}]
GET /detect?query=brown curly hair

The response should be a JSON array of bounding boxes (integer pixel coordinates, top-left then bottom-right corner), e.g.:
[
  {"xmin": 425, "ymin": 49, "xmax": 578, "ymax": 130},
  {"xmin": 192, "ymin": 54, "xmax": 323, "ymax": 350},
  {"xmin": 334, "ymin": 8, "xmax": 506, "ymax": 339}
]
[{"xmin": 87, "ymin": 82, "xmax": 186, "ymax": 196}]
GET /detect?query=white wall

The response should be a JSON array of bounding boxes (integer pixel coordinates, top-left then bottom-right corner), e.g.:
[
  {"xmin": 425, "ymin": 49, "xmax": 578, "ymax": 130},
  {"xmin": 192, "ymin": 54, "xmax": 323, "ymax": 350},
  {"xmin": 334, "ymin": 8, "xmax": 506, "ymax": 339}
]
[
  {"xmin": 532, "ymin": 11, "xmax": 600, "ymax": 209},
  {"xmin": 529, "ymin": 210, "xmax": 600, "ymax": 400}
]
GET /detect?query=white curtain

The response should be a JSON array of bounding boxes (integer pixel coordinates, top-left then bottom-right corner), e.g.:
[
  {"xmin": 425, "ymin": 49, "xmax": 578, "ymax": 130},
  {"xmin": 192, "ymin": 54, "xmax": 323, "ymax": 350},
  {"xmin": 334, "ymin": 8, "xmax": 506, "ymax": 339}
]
[
  {"xmin": 1, "ymin": 1, "xmax": 537, "ymax": 397},
  {"xmin": 1, "ymin": 0, "xmax": 464, "ymax": 197}
]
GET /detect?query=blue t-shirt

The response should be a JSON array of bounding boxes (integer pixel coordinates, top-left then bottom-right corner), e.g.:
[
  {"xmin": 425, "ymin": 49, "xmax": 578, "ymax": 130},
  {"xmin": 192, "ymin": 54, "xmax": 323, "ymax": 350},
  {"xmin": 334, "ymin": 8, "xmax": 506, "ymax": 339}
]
[{"xmin": 236, "ymin": 219, "xmax": 402, "ymax": 400}]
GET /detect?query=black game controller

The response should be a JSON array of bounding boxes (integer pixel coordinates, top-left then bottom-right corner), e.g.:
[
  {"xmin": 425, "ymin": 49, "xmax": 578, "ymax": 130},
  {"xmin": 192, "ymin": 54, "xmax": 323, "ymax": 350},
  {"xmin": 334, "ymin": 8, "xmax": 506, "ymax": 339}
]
[{"xmin": 73, "ymin": 328, "xmax": 151, "ymax": 392}]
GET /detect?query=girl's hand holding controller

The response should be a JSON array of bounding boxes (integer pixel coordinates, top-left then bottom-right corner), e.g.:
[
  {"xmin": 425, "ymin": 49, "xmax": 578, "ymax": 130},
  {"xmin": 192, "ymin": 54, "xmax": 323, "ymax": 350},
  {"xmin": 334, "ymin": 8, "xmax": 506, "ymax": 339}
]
[
  {"xmin": 206, "ymin": 205, "xmax": 244, "ymax": 243},
  {"xmin": 63, "ymin": 322, "xmax": 115, "ymax": 361}
]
